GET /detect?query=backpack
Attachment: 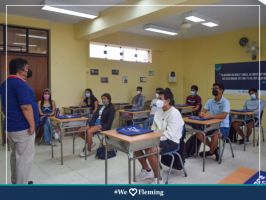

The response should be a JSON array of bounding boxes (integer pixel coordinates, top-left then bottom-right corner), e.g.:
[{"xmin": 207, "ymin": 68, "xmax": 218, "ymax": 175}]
[
  {"xmin": 95, "ymin": 146, "xmax": 116, "ymax": 160},
  {"xmin": 184, "ymin": 134, "xmax": 202, "ymax": 158}
]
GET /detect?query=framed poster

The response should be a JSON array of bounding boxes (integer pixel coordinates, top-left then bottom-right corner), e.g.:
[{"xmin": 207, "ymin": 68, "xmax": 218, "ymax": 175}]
[{"xmin": 90, "ymin": 69, "xmax": 99, "ymax": 75}]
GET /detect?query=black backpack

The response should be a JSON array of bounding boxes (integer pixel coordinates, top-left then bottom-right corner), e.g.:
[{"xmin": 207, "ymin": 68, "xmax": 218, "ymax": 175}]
[
  {"xmin": 184, "ymin": 134, "xmax": 202, "ymax": 158},
  {"xmin": 95, "ymin": 146, "xmax": 116, "ymax": 160}
]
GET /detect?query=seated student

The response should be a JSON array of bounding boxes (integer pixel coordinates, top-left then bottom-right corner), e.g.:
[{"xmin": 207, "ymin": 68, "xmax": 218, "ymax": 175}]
[
  {"xmin": 143, "ymin": 88, "xmax": 163, "ymax": 129},
  {"xmin": 185, "ymin": 85, "xmax": 202, "ymax": 115},
  {"xmin": 232, "ymin": 88, "xmax": 265, "ymax": 144},
  {"xmin": 134, "ymin": 89, "xmax": 184, "ymax": 184},
  {"xmin": 80, "ymin": 88, "xmax": 99, "ymax": 114},
  {"xmin": 131, "ymin": 86, "xmax": 145, "ymax": 110},
  {"xmin": 38, "ymin": 88, "xmax": 56, "ymax": 145},
  {"xmin": 196, "ymin": 83, "xmax": 230, "ymax": 160},
  {"xmin": 79, "ymin": 93, "xmax": 115, "ymax": 157}
]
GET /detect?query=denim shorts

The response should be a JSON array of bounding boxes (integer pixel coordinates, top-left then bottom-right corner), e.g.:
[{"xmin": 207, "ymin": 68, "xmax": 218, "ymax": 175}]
[{"xmin": 205, "ymin": 127, "xmax": 229, "ymax": 138}]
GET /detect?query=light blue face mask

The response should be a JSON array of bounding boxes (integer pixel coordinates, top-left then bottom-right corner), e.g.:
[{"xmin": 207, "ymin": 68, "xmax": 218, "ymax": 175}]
[
  {"xmin": 191, "ymin": 91, "xmax": 196, "ymax": 96},
  {"xmin": 250, "ymin": 94, "xmax": 257, "ymax": 100}
]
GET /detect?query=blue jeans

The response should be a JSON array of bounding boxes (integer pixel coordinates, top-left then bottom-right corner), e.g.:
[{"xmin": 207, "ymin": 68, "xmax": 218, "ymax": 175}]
[
  {"xmin": 143, "ymin": 115, "xmax": 154, "ymax": 129},
  {"xmin": 43, "ymin": 118, "xmax": 53, "ymax": 143}
]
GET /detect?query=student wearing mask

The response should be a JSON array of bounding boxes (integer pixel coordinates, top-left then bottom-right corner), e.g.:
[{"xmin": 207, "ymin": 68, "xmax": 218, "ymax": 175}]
[
  {"xmin": 143, "ymin": 88, "xmax": 163, "ymax": 129},
  {"xmin": 185, "ymin": 85, "xmax": 202, "ymax": 115},
  {"xmin": 38, "ymin": 88, "xmax": 56, "ymax": 145},
  {"xmin": 0, "ymin": 58, "xmax": 39, "ymax": 184},
  {"xmin": 80, "ymin": 88, "xmax": 99, "ymax": 114},
  {"xmin": 132, "ymin": 86, "xmax": 145, "ymax": 110},
  {"xmin": 196, "ymin": 83, "xmax": 230, "ymax": 161},
  {"xmin": 134, "ymin": 89, "xmax": 184, "ymax": 184},
  {"xmin": 232, "ymin": 88, "xmax": 265, "ymax": 144},
  {"xmin": 79, "ymin": 93, "xmax": 115, "ymax": 157}
]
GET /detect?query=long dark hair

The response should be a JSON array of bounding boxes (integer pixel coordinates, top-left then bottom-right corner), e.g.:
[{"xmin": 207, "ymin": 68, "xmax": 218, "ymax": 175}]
[
  {"xmin": 41, "ymin": 88, "xmax": 53, "ymax": 109},
  {"xmin": 84, "ymin": 88, "xmax": 97, "ymax": 102}
]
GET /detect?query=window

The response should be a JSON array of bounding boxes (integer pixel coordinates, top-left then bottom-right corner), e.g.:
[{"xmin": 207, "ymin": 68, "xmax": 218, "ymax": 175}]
[
  {"xmin": 89, "ymin": 42, "xmax": 152, "ymax": 63},
  {"xmin": 0, "ymin": 25, "xmax": 48, "ymax": 54}
]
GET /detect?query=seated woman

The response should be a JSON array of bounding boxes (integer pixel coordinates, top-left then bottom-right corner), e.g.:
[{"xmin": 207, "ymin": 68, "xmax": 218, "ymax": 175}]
[
  {"xmin": 38, "ymin": 88, "xmax": 56, "ymax": 145},
  {"xmin": 134, "ymin": 89, "xmax": 184, "ymax": 184},
  {"xmin": 80, "ymin": 88, "xmax": 99, "ymax": 114},
  {"xmin": 79, "ymin": 93, "xmax": 115, "ymax": 157}
]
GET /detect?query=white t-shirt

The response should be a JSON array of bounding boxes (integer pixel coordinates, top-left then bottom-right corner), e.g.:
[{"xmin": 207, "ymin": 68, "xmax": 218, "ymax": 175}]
[{"xmin": 151, "ymin": 106, "xmax": 184, "ymax": 144}]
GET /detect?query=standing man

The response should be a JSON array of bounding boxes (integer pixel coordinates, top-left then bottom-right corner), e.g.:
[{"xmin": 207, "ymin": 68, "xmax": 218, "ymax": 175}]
[{"xmin": 0, "ymin": 58, "xmax": 39, "ymax": 184}]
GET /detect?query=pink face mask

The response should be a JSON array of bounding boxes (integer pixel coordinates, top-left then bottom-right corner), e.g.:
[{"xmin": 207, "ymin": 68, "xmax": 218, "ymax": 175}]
[{"xmin": 44, "ymin": 94, "xmax": 50, "ymax": 100}]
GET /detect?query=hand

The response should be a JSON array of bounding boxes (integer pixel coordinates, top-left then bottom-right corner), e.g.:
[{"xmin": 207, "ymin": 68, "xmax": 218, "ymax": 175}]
[
  {"xmin": 28, "ymin": 126, "xmax": 35, "ymax": 135},
  {"xmin": 199, "ymin": 112, "xmax": 205, "ymax": 118}
]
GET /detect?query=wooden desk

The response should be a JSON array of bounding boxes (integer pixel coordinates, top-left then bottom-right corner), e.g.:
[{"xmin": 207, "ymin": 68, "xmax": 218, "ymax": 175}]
[
  {"xmin": 230, "ymin": 110, "xmax": 255, "ymax": 150},
  {"xmin": 101, "ymin": 129, "xmax": 161, "ymax": 184},
  {"xmin": 50, "ymin": 116, "xmax": 88, "ymax": 165},
  {"xmin": 118, "ymin": 109, "xmax": 150, "ymax": 126},
  {"xmin": 175, "ymin": 105, "xmax": 194, "ymax": 115},
  {"xmin": 219, "ymin": 167, "xmax": 257, "ymax": 184},
  {"xmin": 183, "ymin": 117, "xmax": 223, "ymax": 172}
]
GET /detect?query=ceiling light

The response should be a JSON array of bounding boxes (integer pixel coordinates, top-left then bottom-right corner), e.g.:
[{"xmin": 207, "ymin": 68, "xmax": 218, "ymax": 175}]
[
  {"xmin": 16, "ymin": 33, "xmax": 47, "ymax": 39},
  {"xmin": 144, "ymin": 24, "xmax": 178, "ymax": 36},
  {"xmin": 185, "ymin": 16, "xmax": 205, "ymax": 23},
  {"xmin": 202, "ymin": 22, "xmax": 219, "ymax": 27},
  {"xmin": 258, "ymin": 0, "xmax": 266, "ymax": 5},
  {"xmin": 41, "ymin": 1, "xmax": 98, "ymax": 19}
]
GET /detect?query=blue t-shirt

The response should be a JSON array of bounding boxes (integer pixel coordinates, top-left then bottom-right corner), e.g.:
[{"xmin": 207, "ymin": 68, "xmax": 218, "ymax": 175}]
[
  {"xmin": 0, "ymin": 76, "xmax": 39, "ymax": 132},
  {"xmin": 244, "ymin": 99, "xmax": 265, "ymax": 119},
  {"xmin": 204, "ymin": 96, "xmax": 230, "ymax": 128}
]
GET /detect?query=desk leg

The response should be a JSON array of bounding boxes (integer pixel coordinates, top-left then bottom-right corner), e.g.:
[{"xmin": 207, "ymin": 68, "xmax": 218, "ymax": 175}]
[
  {"xmin": 203, "ymin": 134, "xmax": 206, "ymax": 172},
  {"xmin": 51, "ymin": 137, "xmax": 54, "ymax": 158},
  {"xmin": 157, "ymin": 150, "xmax": 160, "ymax": 184},
  {"xmin": 252, "ymin": 118, "xmax": 256, "ymax": 147},
  {"xmin": 73, "ymin": 133, "xmax": 75, "ymax": 154},
  {"xmin": 85, "ymin": 129, "xmax": 87, "ymax": 160},
  {"xmin": 243, "ymin": 122, "xmax": 247, "ymax": 151},
  {"xmin": 128, "ymin": 153, "xmax": 131, "ymax": 184},
  {"xmin": 105, "ymin": 141, "xmax": 108, "ymax": 184},
  {"xmin": 60, "ymin": 128, "xmax": 64, "ymax": 165}
]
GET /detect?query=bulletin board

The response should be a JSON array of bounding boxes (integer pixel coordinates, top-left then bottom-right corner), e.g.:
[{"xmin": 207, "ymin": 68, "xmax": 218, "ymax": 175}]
[{"xmin": 215, "ymin": 61, "xmax": 266, "ymax": 95}]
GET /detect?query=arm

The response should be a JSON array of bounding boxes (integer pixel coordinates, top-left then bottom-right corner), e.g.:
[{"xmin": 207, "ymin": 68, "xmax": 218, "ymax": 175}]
[
  {"xmin": 101, "ymin": 106, "xmax": 115, "ymax": 131},
  {"xmin": 21, "ymin": 104, "xmax": 35, "ymax": 134},
  {"xmin": 92, "ymin": 100, "xmax": 99, "ymax": 113},
  {"xmin": 79, "ymin": 98, "xmax": 86, "ymax": 107},
  {"xmin": 38, "ymin": 101, "xmax": 44, "ymax": 116}
]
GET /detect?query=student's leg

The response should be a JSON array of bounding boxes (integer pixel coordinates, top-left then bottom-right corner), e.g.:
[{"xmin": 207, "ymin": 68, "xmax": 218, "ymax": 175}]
[
  {"xmin": 246, "ymin": 121, "xmax": 255, "ymax": 139},
  {"xmin": 134, "ymin": 151, "xmax": 150, "ymax": 170},
  {"xmin": 43, "ymin": 120, "xmax": 51, "ymax": 143},
  {"xmin": 209, "ymin": 134, "xmax": 219, "ymax": 154},
  {"xmin": 86, "ymin": 126, "xmax": 101, "ymax": 151},
  {"xmin": 145, "ymin": 147, "xmax": 160, "ymax": 178},
  {"xmin": 196, "ymin": 132, "xmax": 211, "ymax": 147},
  {"xmin": 232, "ymin": 121, "xmax": 245, "ymax": 139}
]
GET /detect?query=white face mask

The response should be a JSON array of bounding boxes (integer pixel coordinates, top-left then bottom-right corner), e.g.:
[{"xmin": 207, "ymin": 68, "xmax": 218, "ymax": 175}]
[
  {"xmin": 250, "ymin": 94, "xmax": 256, "ymax": 100},
  {"xmin": 191, "ymin": 91, "xmax": 196, "ymax": 96},
  {"xmin": 156, "ymin": 99, "xmax": 164, "ymax": 108},
  {"xmin": 155, "ymin": 93, "xmax": 159, "ymax": 98},
  {"xmin": 85, "ymin": 92, "xmax": 90, "ymax": 98},
  {"xmin": 137, "ymin": 91, "xmax": 141, "ymax": 95}
]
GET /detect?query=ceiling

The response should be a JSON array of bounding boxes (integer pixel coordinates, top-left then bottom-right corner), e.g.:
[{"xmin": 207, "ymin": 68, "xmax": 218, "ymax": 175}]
[
  {"xmin": 0, "ymin": 0, "xmax": 126, "ymax": 24},
  {"xmin": 0, "ymin": 0, "xmax": 265, "ymax": 39}
]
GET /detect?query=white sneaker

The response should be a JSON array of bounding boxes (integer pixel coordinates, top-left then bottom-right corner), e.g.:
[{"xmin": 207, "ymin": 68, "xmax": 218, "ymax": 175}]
[
  {"xmin": 79, "ymin": 150, "xmax": 92, "ymax": 157},
  {"xmin": 151, "ymin": 178, "xmax": 163, "ymax": 184},
  {"xmin": 137, "ymin": 169, "xmax": 154, "ymax": 181}
]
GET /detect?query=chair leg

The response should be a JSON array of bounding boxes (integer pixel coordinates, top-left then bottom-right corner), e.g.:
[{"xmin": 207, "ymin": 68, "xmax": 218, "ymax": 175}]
[
  {"xmin": 176, "ymin": 153, "xmax": 187, "ymax": 177},
  {"xmin": 262, "ymin": 127, "xmax": 265, "ymax": 142},
  {"xmin": 165, "ymin": 154, "xmax": 175, "ymax": 184},
  {"xmin": 228, "ymin": 138, "xmax": 235, "ymax": 158},
  {"xmin": 219, "ymin": 139, "xmax": 226, "ymax": 164}
]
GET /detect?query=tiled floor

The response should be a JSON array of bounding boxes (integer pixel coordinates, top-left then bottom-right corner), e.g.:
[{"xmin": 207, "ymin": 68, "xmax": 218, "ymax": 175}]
[{"xmin": 0, "ymin": 133, "xmax": 265, "ymax": 184}]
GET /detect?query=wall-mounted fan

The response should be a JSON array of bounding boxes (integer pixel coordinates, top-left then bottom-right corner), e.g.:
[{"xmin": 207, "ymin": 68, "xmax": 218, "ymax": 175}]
[{"xmin": 239, "ymin": 37, "xmax": 259, "ymax": 60}]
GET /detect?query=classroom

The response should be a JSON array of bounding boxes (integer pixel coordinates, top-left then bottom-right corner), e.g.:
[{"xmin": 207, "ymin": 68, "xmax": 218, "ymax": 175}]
[{"xmin": 0, "ymin": 0, "xmax": 266, "ymax": 185}]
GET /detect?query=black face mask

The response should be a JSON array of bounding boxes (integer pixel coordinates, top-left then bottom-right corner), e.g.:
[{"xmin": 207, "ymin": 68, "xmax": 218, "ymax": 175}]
[
  {"xmin": 27, "ymin": 69, "xmax": 32, "ymax": 79},
  {"xmin": 212, "ymin": 89, "xmax": 219, "ymax": 96}
]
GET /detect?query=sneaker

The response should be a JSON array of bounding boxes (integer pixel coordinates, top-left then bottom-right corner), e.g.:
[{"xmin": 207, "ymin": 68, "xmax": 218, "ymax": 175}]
[
  {"xmin": 136, "ymin": 169, "xmax": 154, "ymax": 181},
  {"xmin": 28, "ymin": 181, "xmax": 33, "ymax": 184},
  {"xmin": 238, "ymin": 139, "xmax": 245, "ymax": 145},
  {"xmin": 79, "ymin": 150, "xmax": 92, "ymax": 157},
  {"xmin": 199, "ymin": 151, "xmax": 213, "ymax": 157},
  {"xmin": 151, "ymin": 177, "xmax": 163, "ymax": 184}
]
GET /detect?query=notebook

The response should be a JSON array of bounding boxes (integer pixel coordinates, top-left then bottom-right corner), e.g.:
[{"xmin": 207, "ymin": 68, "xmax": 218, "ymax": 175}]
[
  {"xmin": 124, "ymin": 108, "xmax": 143, "ymax": 112},
  {"xmin": 231, "ymin": 109, "xmax": 253, "ymax": 112},
  {"xmin": 56, "ymin": 114, "xmax": 81, "ymax": 119},
  {"xmin": 188, "ymin": 116, "xmax": 213, "ymax": 121},
  {"xmin": 175, "ymin": 104, "xmax": 189, "ymax": 107},
  {"xmin": 116, "ymin": 125, "xmax": 153, "ymax": 136}
]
